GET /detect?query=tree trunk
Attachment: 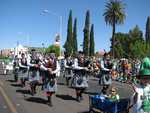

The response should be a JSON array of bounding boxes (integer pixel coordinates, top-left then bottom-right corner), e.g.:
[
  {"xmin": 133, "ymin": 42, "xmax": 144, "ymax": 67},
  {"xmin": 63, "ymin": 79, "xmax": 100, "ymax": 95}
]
[{"xmin": 112, "ymin": 16, "xmax": 115, "ymax": 58}]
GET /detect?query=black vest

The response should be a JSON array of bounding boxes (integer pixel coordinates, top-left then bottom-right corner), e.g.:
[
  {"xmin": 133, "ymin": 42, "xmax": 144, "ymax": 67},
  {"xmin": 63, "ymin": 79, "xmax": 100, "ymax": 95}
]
[
  {"xmin": 66, "ymin": 58, "xmax": 74, "ymax": 66},
  {"xmin": 20, "ymin": 58, "xmax": 27, "ymax": 70},
  {"xmin": 74, "ymin": 58, "xmax": 86, "ymax": 76},
  {"xmin": 29, "ymin": 58, "xmax": 40, "ymax": 71}
]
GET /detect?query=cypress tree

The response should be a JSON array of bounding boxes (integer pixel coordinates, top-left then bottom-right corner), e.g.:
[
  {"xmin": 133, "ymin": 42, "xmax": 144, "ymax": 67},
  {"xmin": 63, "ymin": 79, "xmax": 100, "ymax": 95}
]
[
  {"xmin": 145, "ymin": 16, "xmax": 150, "ymax": 44},
  {"xmin": 89, "ymin": 24, "xmax": 95, "ymax": 56},
  {"xmin": 72, "ymin": 18, "xmax": 78, "ymax": 55},
  {"xmin": 83, "ymin": 10, "xmax": 90, "ymax": 56},
  {"xmin": 64, "ymin": 10, "xmax": 73, "ymax": 56}
]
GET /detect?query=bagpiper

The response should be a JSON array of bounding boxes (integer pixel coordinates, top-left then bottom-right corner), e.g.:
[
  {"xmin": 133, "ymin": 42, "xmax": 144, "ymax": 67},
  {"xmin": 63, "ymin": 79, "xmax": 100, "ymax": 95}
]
[
  {"xmin": 28, "ymin": 49, "xmax": 40, "ymax": 95},
  {"xmin": 64, "ymin": 55, "xmax": 74, "ymax": 86},
  {"xmin": 40, "ymin": 53, "xmax": 60, "ymax": 106},
  {"xmin": 13, "ymin": 55, "xmax": 19, "ymax": 82},
  {"xmin": 71, "ymin": 52, "xmax": 89, "ymax": 102},
  {"xmin": 18, "ymin": 53, "xmax": 28, "ymax": 87},
  {"xmin": 99, "ymin": 52, "xmax": 113, "ymax": 95}
]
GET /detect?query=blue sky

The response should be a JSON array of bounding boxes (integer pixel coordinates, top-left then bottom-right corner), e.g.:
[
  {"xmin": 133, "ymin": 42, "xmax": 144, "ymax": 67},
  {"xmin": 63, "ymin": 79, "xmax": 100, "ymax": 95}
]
[{"xmin": 0, "ymin": 0, "xmax": 150, "ymax": 52}]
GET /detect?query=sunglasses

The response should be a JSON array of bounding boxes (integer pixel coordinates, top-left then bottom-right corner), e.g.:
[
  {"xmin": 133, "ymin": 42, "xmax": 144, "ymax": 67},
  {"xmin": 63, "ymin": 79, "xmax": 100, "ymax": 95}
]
[{"xmin": 111, "ymin": 90, "xmax": 116, "ymax": 92}]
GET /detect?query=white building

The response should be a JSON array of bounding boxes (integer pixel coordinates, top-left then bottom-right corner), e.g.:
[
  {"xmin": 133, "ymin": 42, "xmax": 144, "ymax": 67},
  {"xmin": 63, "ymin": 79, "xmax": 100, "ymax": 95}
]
[{"xmin": 14, "ymin": 44, "xmax": 28, "ymax": 57}]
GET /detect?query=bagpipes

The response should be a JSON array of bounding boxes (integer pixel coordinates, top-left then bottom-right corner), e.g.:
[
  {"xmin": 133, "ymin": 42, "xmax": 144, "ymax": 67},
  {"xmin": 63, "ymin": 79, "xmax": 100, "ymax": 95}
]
[{"xmin": 44, "ymin": 59, "xmax": 57, "ymax": 76}]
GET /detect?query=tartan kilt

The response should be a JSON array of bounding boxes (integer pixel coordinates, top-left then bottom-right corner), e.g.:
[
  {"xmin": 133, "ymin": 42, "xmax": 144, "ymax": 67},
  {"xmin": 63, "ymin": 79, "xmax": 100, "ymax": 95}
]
[
  {"xmin": 43, "ymin": 78, "xmax": 57, "ymax": 92},
  {"xmin": 99, "ymin": 73, "xmax": 112, "ymax": 85},
  {"xmin": 64, "ymin": 68, "xmax": 73, "ymax": 78},
  {"xmin": 71, "ymin": 73, "xmax": 88, "ymax": 88},
  {"xmin": 18, "ymin": 69, "xmax": 28, "ymax": 80},
  {"xmin": 28, "ymin": 70, "xmax": 40, "ymax": 82}
]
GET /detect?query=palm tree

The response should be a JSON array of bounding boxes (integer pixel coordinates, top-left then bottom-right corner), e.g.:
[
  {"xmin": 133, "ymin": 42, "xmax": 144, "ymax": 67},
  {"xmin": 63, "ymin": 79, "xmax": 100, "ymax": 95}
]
[{"xmin": 103, "ymin": 0, "xmax": 126, "ymax": 58}]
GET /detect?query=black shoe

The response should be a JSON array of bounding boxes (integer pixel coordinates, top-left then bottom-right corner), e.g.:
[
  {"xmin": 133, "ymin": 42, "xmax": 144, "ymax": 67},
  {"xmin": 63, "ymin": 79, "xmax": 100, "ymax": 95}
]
[
  {"xmin": 47, "ymin": 100, "xmax": 53, "ymax": 107},
  {"xmin": 76, "ymin": 96, "xmax": 80, "ymax": 102},
  {"xmin": 34, "ymin": 90, "xmax": 36, "ymax": 94},
  {"xmin": 80, "ymin": 96, "xmax": 83, "ymax": 101},
  {"xmin": 30, "ymin": 89, "xmax": 35, "ymax": 96},
  {"xmin": 47, "ymin": 97, "xmax": 53, "ymax": 107},
  {"xmin": 47, "ymin": 102, "xmax": 53, "ymax": 107}
]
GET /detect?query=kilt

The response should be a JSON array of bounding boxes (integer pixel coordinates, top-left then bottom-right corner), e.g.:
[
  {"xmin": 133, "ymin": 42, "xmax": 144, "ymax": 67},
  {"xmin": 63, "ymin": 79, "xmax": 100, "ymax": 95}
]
[
  {"xmin": 64, "ymin": 67, "xmax": 73, "ymax": 78},
  {"xmin": 71, "ymin": 73, "xmax": 88, "ymax": 88},
  {"xmin": 43, "ymin": 71, "xmax": 57, "ymax": 92},
  {"xmin": 39, "ymin": 70, "xmax": 45, "ymax": 84},
  {"xmin": 28, "ymin": 70, "xmax": 40, "ymax": 82},
  {"xmin": 18, "ymin": 69, "xmax": 28, "ymax": 80},
  {"xmin": 43, "ymin": 78, "xmax": 57, "ymax": 92},
  {"xmin": 99, "ymin": 73, "xmax": 112, "ymax": 85}
]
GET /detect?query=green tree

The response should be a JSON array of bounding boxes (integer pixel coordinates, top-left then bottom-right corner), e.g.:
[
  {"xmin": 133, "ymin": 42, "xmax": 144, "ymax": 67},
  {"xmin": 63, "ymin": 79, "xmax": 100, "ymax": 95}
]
[
  {"xmin": 114, "ymin": 32, "xmax": 129, "ymax": 58},
  {"xmin": 129, "ymin": 25, "xmax": 144, "ymax": 43},
  {"xmin": 114, "ymin": 26, "xmax": 149, "ymax": 59},
  {"xmin": 145, "ymin": 44, "xmax": 150, "ymax": 57},
  {"xmin": 145, "ymin": 16, "xmax": 150, "ymax": 44},
  {"xmin": 89, "ymin": 24, "xmax": 95, "ymax": 56},
  {"xmin": 128, "ymin": 25, "xmax": 144, "ymax": 58},
  {"xmin": 83, "ymin": 10, "xmax": 90, "ymax": 56},
  {"xmin": 103, "ymin": 0, "xmax": 126, "ymax": 58},
  {"xmin": 72, "ymin": 18, "xmax": 78, "ymax": 55},
  {"xmin": 64, "ymin": 10, "xmax": 73, "ymax": 56},
  {"xmin": 45, "ymin": 45, "xmax": 60, "ymax": 57},
  {"xmin": 129, "ymin": 41, "xmax": 150, "ymax": 59}
]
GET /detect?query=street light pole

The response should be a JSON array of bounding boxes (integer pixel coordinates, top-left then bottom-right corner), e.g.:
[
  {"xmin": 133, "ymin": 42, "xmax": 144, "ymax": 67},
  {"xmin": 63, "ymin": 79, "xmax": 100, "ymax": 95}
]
[
  {"xmin": 41, "ymin": 9, "xmax": 62, "ymax": 57},
  {"xmin": 59, "ymin": 16, "xmax": 62, "ymax": 57},
  {"xmin": 17, "ymin": 41, "xmax": 19, "ymax": 56},
  {"xmin": 42, "ymin": 43, "xmax": 45, "ymax": 55}
]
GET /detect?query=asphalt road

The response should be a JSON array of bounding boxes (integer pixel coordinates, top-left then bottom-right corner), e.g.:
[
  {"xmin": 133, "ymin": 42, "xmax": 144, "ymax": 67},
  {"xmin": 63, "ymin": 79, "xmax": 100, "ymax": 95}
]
[
  {"xmin": 0, "ymin": 74, "xmax": 134, "ymax": 113},
  {"xmin": 0, "ymin": 92, "xmax": 12, "ymax": 113}
]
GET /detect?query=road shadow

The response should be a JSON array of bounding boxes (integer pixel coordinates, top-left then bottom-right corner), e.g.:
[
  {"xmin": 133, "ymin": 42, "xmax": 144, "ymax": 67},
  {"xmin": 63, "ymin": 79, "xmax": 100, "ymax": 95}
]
[
  {"xmin": 77, "ymin": 111, "xmax": 89, "ymax": 113},
  {"xmin": 57, "ymin": 82, "xmax": 65, "ymax": 86},
  {"xmin": 25, "ymin": 97, "xmax": 47, "ymax": 104},
  {"xmin": 6, "ymin": 79, "xmax": 16, "ymax": 83},
  {"xmin": 11, "ymin": 83, "xmax": 22, "ymax": 87},
  {"xmin": 16, "ymin": 89, "xmax": 31, "ymax": 95},
  {"xmin": 67, "ymin": 86, "xmax": 74, "ymax": 89},
  {"xmin": 56, "ymin": 94, "xmax": 77, "ymax": 101},
  {"xmin": 90, "ymin": 78, "xmax": 99, "ymax": 81},
  {"xmin": 84, "ymin": 91, "xmax": 98, "ymax": 95}
]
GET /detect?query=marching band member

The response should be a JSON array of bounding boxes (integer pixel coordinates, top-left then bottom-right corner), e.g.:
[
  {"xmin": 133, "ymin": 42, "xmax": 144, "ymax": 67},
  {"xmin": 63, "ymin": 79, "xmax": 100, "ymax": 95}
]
[
  {"xmin": 64, "ymin": 55, "xmax": 74, "ymax": 86},
  {"xmin": 40, "ymin": 53, "xmax": 60, "ymax": 107},
  {"xmin": 18, "ymin": 53, "xmax": 28, "ymax": 87},
  {"xmin": 28, "ymin": 49, "xmax": 40, "ymax": 95},
  {"xmin": 92, "ymin": 58, "xmax": 101, "ymax": 77},
  {"xmin": 99, "ymin": 52, "xmax": 112, "ymax": 95},
  {"xmin": 13, "ymin": 55, "xmax": 19, "ymax": 82},
  {"xmin": 72, "ymin": 52, "xmax": 89, "ymax": 102}
]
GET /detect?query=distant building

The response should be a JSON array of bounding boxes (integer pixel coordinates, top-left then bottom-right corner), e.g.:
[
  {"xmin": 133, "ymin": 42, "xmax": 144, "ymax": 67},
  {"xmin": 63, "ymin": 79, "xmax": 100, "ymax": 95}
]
[
  {"xmin": 0, "ymin": 44, "xmax": 28, "ymax": 57},
  {"xmin": 14, "ymin": 44, "xmax": 28, "ymax": 56},
  {"xmin": 0, "ymin": 49, "xmax": 12, "ymax": 57}
]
